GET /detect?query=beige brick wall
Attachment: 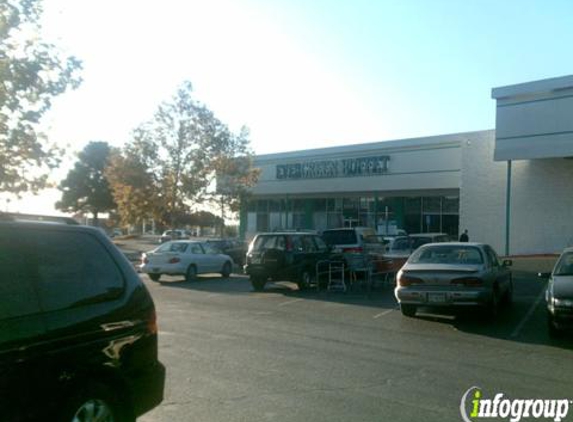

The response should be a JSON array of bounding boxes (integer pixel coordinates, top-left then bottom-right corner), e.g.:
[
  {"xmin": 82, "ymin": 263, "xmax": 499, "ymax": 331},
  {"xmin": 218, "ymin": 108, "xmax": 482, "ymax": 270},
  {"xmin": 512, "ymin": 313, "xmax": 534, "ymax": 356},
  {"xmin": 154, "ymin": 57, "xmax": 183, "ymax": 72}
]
[{"xmin": 460, "ymin": 130, "xmax": 573, "ymax": 255}]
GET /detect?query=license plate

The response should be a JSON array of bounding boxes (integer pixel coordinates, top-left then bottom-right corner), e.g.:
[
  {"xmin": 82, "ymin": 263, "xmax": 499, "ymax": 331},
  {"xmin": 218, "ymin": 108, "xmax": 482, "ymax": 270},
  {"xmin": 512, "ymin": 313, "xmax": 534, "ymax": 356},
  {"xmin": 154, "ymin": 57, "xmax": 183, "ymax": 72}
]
[{"xmin": 428, "ymin": 293, "xmax": 447, "ymax": 304}]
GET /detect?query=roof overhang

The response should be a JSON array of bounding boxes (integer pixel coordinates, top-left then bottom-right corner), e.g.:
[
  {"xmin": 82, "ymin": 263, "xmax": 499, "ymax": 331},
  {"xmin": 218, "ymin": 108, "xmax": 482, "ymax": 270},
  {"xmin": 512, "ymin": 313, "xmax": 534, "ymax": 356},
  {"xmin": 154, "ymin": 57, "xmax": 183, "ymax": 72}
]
[{"xmin": 492, "ymin": 75, "xmax": 573, "ymax": 161}]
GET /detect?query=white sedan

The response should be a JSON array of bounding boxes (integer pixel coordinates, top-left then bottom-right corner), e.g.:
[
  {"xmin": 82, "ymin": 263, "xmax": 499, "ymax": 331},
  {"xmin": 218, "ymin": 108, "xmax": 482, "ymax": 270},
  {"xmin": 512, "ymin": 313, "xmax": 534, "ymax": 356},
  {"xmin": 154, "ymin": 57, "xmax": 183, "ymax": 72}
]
[{"xmin": 141, "ymin": 240, "xmax": 234, "ymax": 282}]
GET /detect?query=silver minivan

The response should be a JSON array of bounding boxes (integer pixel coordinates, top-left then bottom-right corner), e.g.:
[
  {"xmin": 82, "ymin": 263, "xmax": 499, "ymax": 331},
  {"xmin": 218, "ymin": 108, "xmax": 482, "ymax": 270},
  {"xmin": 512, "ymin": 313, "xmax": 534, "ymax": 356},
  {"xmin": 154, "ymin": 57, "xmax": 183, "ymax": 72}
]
[{"xmin": 322, "ymin": 227, "xmax": 386, "ymax": 256}]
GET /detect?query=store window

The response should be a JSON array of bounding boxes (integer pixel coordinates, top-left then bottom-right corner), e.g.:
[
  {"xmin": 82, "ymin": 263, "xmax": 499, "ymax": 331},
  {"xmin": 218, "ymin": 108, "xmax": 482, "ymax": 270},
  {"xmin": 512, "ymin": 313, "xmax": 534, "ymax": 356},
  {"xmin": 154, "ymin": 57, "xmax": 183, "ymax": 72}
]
[{"xmin": 404, "ymin": 197, "xmax": 422, "ymax": 234}]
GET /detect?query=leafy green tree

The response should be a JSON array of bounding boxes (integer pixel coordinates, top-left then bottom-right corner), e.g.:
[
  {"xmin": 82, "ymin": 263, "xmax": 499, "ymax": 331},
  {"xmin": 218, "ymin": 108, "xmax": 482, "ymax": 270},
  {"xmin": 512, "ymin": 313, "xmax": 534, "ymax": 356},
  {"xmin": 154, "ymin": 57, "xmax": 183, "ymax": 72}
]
[
  {"xmin": 105, "ymin": 133, "xmax": 164, "ymax": 227},
  {"xmin": 130, "ymin": 81, "xmax": 229, "ymax": 227},
  {"xmin": 108, "ymin": 81, "xmax": 259, "ymax": 229},
  {"xmin": 56, "ymin": 141, "xmax": 116, "ymax": 225},
  {"xmin": 188, "ymin": 210, "xmax": 223, "ymax": 229},
  {"xmin": 210, "ymin": 126, "xmax": 260, "ymax": 234},
  {"xmin": 0, "ymin": 0, "xmax": 82, "ymax": 194}
]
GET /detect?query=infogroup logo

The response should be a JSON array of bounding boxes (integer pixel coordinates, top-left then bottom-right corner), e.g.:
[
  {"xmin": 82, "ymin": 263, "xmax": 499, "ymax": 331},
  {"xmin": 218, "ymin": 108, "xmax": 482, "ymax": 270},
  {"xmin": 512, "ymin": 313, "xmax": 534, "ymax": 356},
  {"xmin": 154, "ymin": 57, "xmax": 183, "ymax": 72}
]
[{"xmin": 460, "ymin": 386, "xmax": 571, "ymax": 422}]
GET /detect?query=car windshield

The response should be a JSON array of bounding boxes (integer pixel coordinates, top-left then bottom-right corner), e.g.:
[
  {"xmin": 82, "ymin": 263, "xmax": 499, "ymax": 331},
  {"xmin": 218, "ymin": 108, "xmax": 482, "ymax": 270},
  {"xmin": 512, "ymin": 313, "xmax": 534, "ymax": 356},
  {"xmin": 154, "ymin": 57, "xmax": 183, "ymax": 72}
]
[
  {"xmin": 322, "ymin": 230, "xmax": 358, "ymax": 245},
  {"xmin": 409, "ymin": 245, "xmax": 483, "ymax": 265},
  {"xmin": 554, "ymin": 252, "xmax": 573, "ymax": 276}
]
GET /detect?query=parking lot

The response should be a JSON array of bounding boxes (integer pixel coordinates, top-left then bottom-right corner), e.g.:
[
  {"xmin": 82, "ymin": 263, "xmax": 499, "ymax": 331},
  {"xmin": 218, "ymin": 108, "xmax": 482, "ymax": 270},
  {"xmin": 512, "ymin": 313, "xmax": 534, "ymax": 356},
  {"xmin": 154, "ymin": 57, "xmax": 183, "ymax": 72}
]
[{"xmin": 135, "ymin": 258, "xmax": 573, "ymax": 422}]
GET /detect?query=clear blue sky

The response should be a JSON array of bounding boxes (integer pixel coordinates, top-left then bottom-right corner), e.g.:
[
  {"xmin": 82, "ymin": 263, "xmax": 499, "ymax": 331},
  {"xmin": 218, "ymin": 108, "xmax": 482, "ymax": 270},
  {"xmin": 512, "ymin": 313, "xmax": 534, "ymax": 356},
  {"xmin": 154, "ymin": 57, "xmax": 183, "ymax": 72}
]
[{"xmin": 11, "ymin": 0, "xmax": 573, "ymax": 213}]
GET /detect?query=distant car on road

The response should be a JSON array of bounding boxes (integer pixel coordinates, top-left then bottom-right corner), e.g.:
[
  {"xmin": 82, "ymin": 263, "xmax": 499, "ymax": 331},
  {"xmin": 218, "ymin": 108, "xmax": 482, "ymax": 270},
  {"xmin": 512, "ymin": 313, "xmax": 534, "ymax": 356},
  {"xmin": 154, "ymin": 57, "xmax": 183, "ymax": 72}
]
[
  {"xmin": 539, "ymin": 247, "xmax": 573, "ymax": 337},
  {"xmin": 159, "ymin": 229, "xmax": 188, "ymax": 243},
  {"xmin": 395, "ymin": 242, "xmax": 513, "ymax": 317},
  {"xmin": 141, "ymin": 240, "xmax": 234, "ymax": 282},
  {"xmin": 110, "ymin": 227, "xmax": 124, "ymax": 237}
]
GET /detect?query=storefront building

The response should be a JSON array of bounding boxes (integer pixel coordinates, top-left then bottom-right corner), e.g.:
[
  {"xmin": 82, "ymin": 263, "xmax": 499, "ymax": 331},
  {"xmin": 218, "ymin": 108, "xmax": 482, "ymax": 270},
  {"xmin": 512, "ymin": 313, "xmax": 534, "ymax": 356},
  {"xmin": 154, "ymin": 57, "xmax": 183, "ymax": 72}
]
[{"xmin": 240, "ymin": 75, "xmax": 573, "ymax": 256}]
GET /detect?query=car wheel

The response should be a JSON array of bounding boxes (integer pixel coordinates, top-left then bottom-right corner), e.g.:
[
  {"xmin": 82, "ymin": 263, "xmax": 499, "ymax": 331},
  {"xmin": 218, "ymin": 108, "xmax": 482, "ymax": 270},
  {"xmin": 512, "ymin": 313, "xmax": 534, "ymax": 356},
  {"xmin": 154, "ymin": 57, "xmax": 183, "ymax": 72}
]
[
  {"xmin": 251, "ymin": 276, "xmax": 266, "ymax": 291},
  {"xmin": 487, "ymin": 286, "xmax": 500, "ymax": 319},
  {"xmin": 297, "ymin": 269, "xmax": 314, "ymax": 291},
  {"xmin": 400, "ymin": 304, "xmax": 417, "ymax": 317},
  {"xmin": 548, "ymin": 315, "xmax": 562, "ymax": 338},
  {"xmin": 62, "ymin": 383, "xmax": 133, "ymax": 422},
  {"xmin": 221, "ymin": 262, "xmax": 232, "ymax": 278},
  {"xmin": 504, "ymin": 279, "xmax": 513, "ymax": 305},
  {"xmin": 185, "ymin": 265, "xmax": 197, "ymax": 282},
  {"xmin": 149, "ymin": 273, "xmax": 161, "ymax": 282}
]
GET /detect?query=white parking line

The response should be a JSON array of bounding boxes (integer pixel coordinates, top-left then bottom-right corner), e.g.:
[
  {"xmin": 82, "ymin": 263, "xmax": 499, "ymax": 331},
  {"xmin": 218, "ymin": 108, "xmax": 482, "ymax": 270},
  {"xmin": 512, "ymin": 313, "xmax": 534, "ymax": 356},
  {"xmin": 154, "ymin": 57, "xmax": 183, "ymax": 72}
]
[
  {"xmin": 510, "ymin": 289, "xmax": 546, "ymax": 338},
  {"xmin": 373, "ymin": 308, "xmax": 396, "ymax": 319},
  {"xmin": 278, "ymin": 298, "xmax": 304, "ymax": 307}
]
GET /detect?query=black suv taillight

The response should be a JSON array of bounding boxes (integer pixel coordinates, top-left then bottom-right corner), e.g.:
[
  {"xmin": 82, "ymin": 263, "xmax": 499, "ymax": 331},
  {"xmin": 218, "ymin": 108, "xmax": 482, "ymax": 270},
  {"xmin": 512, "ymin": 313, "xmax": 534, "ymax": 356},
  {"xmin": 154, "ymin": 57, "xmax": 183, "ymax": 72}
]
[{"xmin": 147, "ymin": 309, "xmax": 158, "ymax": 335}]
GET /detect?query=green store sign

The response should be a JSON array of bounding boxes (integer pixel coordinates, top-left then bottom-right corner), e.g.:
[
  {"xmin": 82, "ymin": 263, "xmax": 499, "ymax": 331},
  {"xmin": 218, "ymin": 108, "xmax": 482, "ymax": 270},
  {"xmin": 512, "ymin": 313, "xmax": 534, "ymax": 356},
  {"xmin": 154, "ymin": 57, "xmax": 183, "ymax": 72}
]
[{"xmin": 276, "ymin": 156, "xmax": 390, "ymax": 180}]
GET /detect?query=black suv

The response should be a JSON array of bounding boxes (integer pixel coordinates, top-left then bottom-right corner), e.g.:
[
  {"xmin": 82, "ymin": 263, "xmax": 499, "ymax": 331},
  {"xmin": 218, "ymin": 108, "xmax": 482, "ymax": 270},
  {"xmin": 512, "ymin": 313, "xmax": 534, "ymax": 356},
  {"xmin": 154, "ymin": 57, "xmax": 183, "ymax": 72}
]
[
  {"xmin": 0, "ymin": 215, "xmax": 165, "ymax": 422},
  {"xmin": 244, "ymin": 232, "xmax": 331, "ymax": 291}
]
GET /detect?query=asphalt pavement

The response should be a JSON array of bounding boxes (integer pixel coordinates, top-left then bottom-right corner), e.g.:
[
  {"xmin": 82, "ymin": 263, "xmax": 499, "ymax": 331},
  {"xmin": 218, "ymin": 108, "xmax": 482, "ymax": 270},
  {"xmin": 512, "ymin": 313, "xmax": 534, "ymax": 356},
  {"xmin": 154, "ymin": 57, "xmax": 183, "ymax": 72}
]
[{"xmin": 135, "ymin": 267, "xmax": 573, "ymax": 422}]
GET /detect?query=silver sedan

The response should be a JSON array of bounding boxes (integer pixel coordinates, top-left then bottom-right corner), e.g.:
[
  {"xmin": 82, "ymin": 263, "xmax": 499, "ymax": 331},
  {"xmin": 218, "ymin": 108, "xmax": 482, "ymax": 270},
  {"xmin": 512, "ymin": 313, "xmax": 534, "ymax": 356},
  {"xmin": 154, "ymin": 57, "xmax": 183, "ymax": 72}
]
[
  {"xmin": 394, "ymin": 242, "xmax": 512, "ymax": 317},
  {"xmin": 540, "ymin": 247, "xmax": 573, "ymax": 336},
  {"xmin": 141, "ymin": 240, "xmax": 234, "ymax": 282}
]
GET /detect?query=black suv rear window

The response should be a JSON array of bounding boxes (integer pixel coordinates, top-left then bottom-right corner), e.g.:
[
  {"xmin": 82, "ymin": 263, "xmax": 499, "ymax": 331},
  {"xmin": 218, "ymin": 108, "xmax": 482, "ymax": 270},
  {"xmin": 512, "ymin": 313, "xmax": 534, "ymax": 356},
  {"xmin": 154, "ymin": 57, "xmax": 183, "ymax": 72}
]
[
  {"xmin": 322, "ymin": 230, "xmax": 358, "ymax": 245},
  {"xmin": 252, "ymin": 235, "xmax": 285, "ymax": 251},
  {"xmin": 4, "ymin": 229, "xmax": 125, "ymax": 312}
]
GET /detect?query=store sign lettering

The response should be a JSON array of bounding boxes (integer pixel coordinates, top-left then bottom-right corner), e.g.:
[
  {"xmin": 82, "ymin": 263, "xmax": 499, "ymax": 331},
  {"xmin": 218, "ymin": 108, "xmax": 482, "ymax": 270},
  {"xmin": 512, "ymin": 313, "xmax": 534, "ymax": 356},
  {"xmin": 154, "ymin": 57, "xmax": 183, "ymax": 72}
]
[{"xmin": 276, "ymin": 156, "xmax": 390, "ymax": 180}]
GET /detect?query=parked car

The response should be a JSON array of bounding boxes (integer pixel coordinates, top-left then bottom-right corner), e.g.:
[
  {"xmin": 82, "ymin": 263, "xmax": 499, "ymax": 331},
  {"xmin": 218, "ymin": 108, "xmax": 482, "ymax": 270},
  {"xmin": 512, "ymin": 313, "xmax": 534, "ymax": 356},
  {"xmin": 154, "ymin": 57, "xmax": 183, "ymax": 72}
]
[
  {"xmin": 408, "ymin": 232, "xmax": 450, "ymax": 249},
  {"xmin": 110, "ymin": 227, "xmax": 124, "ymax": 237},
  {"xmin": 205, "ymin": 238, "xmax": 248, "ymax": 266},
  {"xmin": 322, "ymin": 227, "xmax": 386, "ymax": 256},
  {"xmin": 394, "ymin": 242, "xmax": 513, "ymax": 317},
  {"xmin": 159, "ymin": 229, "xmax": 188, "ymax": 243},
  {"xmin": 382, "ymin": 235, "xmax": 416, "ymax": 273},
  {"xmin": 539, "ymin": 247, "xmax": 573, "ymax": 337},
  {"xmin": 141, "ymin": 240, "xmax": 234, "ymax": 282},
  {"xmin": 244, "ymin": 232, "xmax": 332, "ymax": 291},
  {"xmin": 0, "ymin": 215, "xmax": 165, "ymax": 422}
]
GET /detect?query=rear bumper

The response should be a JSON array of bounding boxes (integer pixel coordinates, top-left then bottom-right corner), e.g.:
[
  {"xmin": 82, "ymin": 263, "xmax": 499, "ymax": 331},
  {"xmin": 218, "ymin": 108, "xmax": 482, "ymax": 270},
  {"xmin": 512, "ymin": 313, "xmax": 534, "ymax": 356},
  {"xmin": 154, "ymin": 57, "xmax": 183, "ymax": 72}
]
[
  {"xmin": 549, "ymin": 307, "xmax": 573, "ymax": 330},
  {"xmin": 129, "ymin": 361, "xmax": 166, "ymax": 417},
  {"xmin": 140, "ymin": 263, "xmax": 186, "ymax": 275},
  {"xmin": 395, "ymin": 287, "xmax": 492, "ymax": 307}
]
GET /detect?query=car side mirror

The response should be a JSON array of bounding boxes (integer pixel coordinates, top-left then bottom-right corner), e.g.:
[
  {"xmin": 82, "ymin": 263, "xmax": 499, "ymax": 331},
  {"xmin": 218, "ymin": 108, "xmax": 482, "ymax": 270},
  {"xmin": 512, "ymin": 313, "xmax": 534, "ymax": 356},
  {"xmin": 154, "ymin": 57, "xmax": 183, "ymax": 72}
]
[
  {"xmin": 502, "ymin": 259, "xmax": 512, "ymax": 267},
  {"xmin": 538, "ymin": 272, "xmax": 551, "ymax": 279}
]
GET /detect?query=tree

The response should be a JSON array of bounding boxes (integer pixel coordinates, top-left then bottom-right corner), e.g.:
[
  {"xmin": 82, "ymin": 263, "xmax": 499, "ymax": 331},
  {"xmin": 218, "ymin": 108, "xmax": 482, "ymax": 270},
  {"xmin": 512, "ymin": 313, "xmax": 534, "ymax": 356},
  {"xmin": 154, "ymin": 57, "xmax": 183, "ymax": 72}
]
[
  {"xmin": 56, "ymin": 141, "xmax": 116, "ymax": 225},
  {"xmin": 107, "ymin": 81, "xmax": 259, "ymax": 229},
  {"xmin": 188, "ymin": 210, "xmax": 223, "ymax": 229},
  {"xmin": 209, "ymin": 126, "xmax": 260, "ymax": 235},
  {"xmin": 0, "ymin": 0, "xmax": 82, "ymax": 195},
  {"xmin": 105, "ymin": 132, "xmax": 164, "ymax": 227},
  {"xmin": 127, "ymin": 81, "xmax": 231, "ymax": 227}
]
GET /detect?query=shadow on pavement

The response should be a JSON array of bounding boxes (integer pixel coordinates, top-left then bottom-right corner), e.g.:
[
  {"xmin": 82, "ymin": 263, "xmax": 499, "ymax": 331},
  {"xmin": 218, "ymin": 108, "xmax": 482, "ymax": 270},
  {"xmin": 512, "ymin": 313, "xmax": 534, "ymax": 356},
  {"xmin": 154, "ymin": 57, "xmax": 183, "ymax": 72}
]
[
  {"xmin": 149, "ymin": 271, "xmax": 398, "ymax": 311},
  {"xmin": 402, "ymin": 272, "xmax": 573, "ymax": 351},
  {"xmin": 146, "ymin": 270, "xmax": 573, "ymax": 350}
]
